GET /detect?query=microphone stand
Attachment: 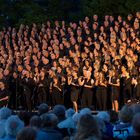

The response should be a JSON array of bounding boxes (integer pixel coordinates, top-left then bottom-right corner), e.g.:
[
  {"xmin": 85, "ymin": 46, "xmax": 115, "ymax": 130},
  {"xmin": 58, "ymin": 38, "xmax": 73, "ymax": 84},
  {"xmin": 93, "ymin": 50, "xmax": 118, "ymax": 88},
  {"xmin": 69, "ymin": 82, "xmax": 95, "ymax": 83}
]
[{"xmin": 15, "ymin": 78, "xmax": 18, "ymax": 112}]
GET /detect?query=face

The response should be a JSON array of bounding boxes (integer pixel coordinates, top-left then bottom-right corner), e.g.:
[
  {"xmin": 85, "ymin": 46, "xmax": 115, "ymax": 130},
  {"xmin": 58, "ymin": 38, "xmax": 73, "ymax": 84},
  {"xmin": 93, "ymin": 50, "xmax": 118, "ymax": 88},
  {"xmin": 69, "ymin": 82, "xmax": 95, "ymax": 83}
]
[{"xmin": 0, "ymin": 82, "xmax": 5, "ymax": 89}]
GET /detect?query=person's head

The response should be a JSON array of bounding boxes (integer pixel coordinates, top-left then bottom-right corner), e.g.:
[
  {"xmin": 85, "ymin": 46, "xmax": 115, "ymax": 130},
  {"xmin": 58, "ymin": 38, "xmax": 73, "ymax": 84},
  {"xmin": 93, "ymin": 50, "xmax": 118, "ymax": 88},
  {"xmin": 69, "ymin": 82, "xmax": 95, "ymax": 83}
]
[
  {"xmin": 65, "ymin": 108, "xmax": 75, "ymax": 118},
  {"xmin": 132, "ymin": 113, "xmax": 140, "ymax": 135},
  {"xmin": 97, "ymin": 111, "xmax": 110, "ymax": 123},
  {"xmin": 0, "ymin": 107, "xmax": 12, "ymax": 120},
  {"xmin": 40, "ymin": 113, "xmax": 58, "ymax": 129},
  {"xmin": 38, "ymin": 103, "xmax": 49, "ymax": 116},
  {"xmin": 119, "ymin": 105, "xmax": 133, "ymax": 123},
  {"xmin": 52, "ymin": 105, "xmax": 66, "ymax": 122},
  {"xmin": 74, "ymin": 114, "xmax": 101, "ymax": 140},
  {"xmin": 29, "ymin": 115, "xmax": 41, "ymax": 129},
  {"xmin": 16, "ymin": 127, "xmax": 37, "ymax": 140},
  {"xmin": 80, "ymin": 108, "xmax": 92, "ymax": 116},
  {"xmin": 5, "ymin": 115, "xmax": 24, "ymax": 137}
]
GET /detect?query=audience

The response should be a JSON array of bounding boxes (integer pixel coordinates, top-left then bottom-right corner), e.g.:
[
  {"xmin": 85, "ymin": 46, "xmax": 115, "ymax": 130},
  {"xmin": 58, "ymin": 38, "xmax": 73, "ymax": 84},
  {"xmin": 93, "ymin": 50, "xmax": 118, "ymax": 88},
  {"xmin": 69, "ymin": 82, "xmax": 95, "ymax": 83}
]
[
  {"xmin": 0, "ymin": 102, "xmax": 139, "ymax": 140},
  {"xmin": 16, "ymin": 127, "xmax": 37, "ymax": 140},
  {"xmin": 0, "ymin": 115, "xmax": 24, "ymax": 140}
]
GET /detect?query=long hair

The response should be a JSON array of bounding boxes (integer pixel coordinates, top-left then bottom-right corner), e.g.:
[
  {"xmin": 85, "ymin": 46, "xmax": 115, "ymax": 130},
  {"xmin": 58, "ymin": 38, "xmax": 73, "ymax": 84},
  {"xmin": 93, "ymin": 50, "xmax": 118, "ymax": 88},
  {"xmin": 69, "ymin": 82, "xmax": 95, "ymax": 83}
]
[{"xmin": 74, "ymin": 114, "xmax": 101, "ymax": 140}]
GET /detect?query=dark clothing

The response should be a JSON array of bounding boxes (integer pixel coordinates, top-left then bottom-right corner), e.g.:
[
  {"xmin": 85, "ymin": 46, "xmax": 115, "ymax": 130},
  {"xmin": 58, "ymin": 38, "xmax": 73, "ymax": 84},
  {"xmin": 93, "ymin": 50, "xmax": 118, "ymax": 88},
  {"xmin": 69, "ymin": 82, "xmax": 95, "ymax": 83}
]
[
  {"xmin": 20, "ymin": 78, "xmax": 32, "ymax": 111},
  {"xmin": 70, "ymin": 78, "xmax": 79, "ymax": 102},
  {"xmin": 127, "ymin": 136, "xmax": 140, "ymax": 140},
  {"xmin": 111, "ymin": 76, "xmax": 120, "ymax": 101},
  {"xmin": 52, "ymin": 84, "xmax": 63, "ymax": 106},
  {"xmin": 82, "ymin": 79, "xmax": 93, "ymax": 108},
  {"xmin": 37, "ymin": 128, "xmax": 62, "ymax": 140},
  {"xmin": 96, "ymin": 85, "xmax": 107, "ymax": 110},
  {"xmin": 0, "ymin": 89, "xmax": 10, "ymax": 107},
  {"xmin": 123, "ymin": 77, "xmax": 132, "ymax": 103}
]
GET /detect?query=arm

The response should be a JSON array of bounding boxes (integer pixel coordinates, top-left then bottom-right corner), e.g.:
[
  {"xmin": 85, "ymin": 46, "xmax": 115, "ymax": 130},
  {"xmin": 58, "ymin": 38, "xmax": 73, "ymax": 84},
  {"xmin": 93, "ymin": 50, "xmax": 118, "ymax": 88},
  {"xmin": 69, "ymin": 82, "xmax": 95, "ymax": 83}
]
[{"xmin": 78, "ymin": 77, "xmax": 85, "ymax": 86}]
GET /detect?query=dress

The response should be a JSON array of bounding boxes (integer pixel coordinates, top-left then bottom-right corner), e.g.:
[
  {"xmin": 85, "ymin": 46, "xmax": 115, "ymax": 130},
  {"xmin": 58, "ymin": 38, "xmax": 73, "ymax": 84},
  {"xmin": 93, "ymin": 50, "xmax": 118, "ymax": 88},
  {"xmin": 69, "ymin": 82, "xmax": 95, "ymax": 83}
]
[
  {"xmin": 70, "ymin": 78, "xmax": 79, "ymax": 102},
  {"xmin": 82, "ymin": 79, "xmax": 93, "ymax": 108},
  {"xmin": 111, "ymin": 76, "xmax": 120, "ymax": 101},
  {"xmin": 96, "ymin": 83, "xmax": 107, "ymax": 110},
  {"xmin": 52, "ymin": 84, "xmax": 63, "ymax": 106}
]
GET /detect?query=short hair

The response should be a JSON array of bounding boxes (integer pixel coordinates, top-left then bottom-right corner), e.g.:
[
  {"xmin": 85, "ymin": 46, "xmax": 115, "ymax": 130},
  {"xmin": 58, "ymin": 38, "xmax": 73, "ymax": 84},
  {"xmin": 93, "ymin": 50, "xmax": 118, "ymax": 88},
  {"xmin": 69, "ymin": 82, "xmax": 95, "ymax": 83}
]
[
  {"xmin": 80, "ymin": 108, "xmax": 91, "ymax": 116},
  {"xmin": 16, "ymin": 127, "xmax": 37, "ymax": 140},
  {"xmin": 132, "ymin": 113, "xmax": 140, "ymax": 134},
  {"xmin": 5, "ymin": 115, "xmax": 24, "ymax": 137},
  {"xmin": 40, "ymin": 113, "xmax": 58, "ymax": 128},
  {"xmin": 130, "ymin": 104, "xmax": 140, "ymax": 115},
  {"xmin": 29, "ymin": 115, "xmax": 41, "ymax": 128},
  {"xmin": 38, "ymin": 103, "xmax": 49, "ymax": 115},
  {"xmin": 97, "ymin": 111, "xmax": 110, "ymax": 122},
  {"xmin": 52, "ymin": 105, "xmax": 66, "ymax": 122},
  {"xmin": 0, "ymin": 107, "xmax": 12, "ymax": 120},
  {"xmin": 119, "ymin": 105, "xmax": 133, "ymax": 123}
]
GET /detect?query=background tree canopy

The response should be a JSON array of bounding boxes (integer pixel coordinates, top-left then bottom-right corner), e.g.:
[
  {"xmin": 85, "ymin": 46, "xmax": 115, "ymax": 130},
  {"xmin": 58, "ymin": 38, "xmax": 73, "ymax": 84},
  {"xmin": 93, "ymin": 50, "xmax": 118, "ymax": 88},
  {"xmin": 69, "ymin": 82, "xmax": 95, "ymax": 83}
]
[{"xmin": 0, "ymin": 0, "xmax": 140, "ymax": 28}]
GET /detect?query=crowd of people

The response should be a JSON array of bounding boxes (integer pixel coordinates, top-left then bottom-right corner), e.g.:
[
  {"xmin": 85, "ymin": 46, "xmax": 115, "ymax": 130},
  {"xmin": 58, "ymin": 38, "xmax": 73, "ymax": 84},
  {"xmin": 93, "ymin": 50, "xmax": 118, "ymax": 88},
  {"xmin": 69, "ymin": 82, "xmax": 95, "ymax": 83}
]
[
  {"xmin": 0, "ymin": 104, "xmax": 140, "ymax": 140},
  {"xmin": 0, "ymin": 12, "xmax": 140, "ymax": 112}
]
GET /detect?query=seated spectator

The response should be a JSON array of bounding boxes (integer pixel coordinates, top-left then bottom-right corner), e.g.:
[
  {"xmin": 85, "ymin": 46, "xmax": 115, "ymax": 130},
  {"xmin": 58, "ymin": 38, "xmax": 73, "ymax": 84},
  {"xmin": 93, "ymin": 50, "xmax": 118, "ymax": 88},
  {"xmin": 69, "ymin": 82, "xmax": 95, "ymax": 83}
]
[
  {"xmin": 52, "ymin": 105, "xmax": 66, "ymax": 123},
  {"xmin": 113, "ymin": 105, "xmax": 133, "ymax": 139},
  {"xmin": 0, "ymin": 107, "xmax": 12, "ymax": 138},
  {"xmin": 16, "ymin": 127, "xmax": 37, "ymax": 140},
  {"xmin": 74, "ymin": 114, "xmax": 101, "ymax": 140},
  {"xmin": 97, "ymin": 111, "xmax": 113, "ymax": 138},
  {"xmin": 36, "ymin": 113, "xmax": 62, "ymax": 140},
  {"xmin": 58, "ymin": 108, "xmax": 76, "ymax": 136},
  {"xmin": 1, "ymin": 115, "xmax": 24, "ymax": 140},
  {"xmin": 29, "ymin": 115, "xmax": 41, "ymax": 130},
  {"xmin": 127, "ymin": 113, "xmax": 140, "ymax": 140},
  {"xmin": 38, "ymin": 103, "xmax": 49, "ymax": 116},
  {"xmin": 18, "ymin": 111, "xmax": 32, "ymax": 126}
]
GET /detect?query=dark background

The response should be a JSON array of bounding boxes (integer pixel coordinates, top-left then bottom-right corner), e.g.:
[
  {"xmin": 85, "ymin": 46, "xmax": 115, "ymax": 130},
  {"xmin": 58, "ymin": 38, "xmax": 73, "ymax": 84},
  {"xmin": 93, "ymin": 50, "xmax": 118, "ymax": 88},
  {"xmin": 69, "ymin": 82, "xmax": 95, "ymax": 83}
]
[{"xmin": 0, "ymin": 0, "xmax": 140, "ymax": 28}]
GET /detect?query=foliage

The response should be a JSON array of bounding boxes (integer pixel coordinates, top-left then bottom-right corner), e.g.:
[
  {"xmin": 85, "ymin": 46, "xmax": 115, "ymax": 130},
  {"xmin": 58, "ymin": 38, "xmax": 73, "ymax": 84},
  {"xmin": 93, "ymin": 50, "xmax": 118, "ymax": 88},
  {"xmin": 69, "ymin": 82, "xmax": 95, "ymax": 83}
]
[{"xmin": 0, "ymin": 0, "xmax": 139, "ymax": 29}]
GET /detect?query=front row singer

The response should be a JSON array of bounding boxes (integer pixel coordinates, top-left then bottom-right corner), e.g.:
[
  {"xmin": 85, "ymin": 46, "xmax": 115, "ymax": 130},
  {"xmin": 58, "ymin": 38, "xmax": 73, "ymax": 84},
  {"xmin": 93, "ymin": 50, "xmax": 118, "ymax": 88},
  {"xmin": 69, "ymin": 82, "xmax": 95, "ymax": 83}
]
[{"xmin": 68, "ymin": 71, "xmax": 84, "ymax": 112}]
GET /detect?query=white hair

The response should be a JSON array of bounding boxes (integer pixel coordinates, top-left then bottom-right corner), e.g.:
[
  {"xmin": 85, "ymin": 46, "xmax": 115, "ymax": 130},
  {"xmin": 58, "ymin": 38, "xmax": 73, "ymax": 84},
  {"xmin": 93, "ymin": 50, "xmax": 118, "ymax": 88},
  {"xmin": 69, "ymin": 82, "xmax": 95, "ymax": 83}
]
[
  {"xmin": 97, "ymin": 111, "xmax": 110, "ymax": 122},
  {"xmin": 0, "ymin": 107, "xmax": 12, "ymax": 120},
  {"xmin": 80, "ymin": 108, "xmax": 91, "ymax": 116},
  {"xmin": 5, "ymin": 115, "xmax": 24, "ymax": 137}
]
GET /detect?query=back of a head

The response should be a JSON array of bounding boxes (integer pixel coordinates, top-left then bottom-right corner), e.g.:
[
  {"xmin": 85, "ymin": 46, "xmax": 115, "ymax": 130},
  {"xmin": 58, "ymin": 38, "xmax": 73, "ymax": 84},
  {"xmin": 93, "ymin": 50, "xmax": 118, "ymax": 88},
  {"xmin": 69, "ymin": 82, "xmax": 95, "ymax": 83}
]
[
  {"xmin": 38, "ymin": 103, "xmax": 49, "ymax": 115},
  {"xmin": 80, "ymin": 108, "xmax": 91, "ymax": 116},
  {"xmin": 52, "ymin": 105, "xmax": 66, "ymax": 122},
  {"xmin": 29, "ymin": 115, "xmax": 41, "ymax": 128},
  {"xmin": 75, "ymin": 114, "xmax": 101, "ymax": 140},
  {"xmin": 5, "ymin": 115, "xmax": 24, "ymax": 137},
  {"xmin": 97, "ymin": 111, "xmax": 110, "ymax": 123},
  {"xmin": 132, "ymin": 113, "xmax": 140, "ymax": 135},
  {"xmin": 119, "ymin": 105, "xmax": 133, "ymax": 123},
  {"xmin": 40, "ymin": 113, "xmax": 58, "ymax": 128},
  {"xmin": 18, "ymin": 111, "xmax": 32, "ymax": 126},
  {"xmin": 16, "ymin": 127, "xmax": 37, "ymax": 140},
  {"xmin": 130, "ymin": 104, "xmax": 140, "ymax": 115},
  {"xmin": 0, "ymin": 107, "xmax": 12, "ymax": 120}
]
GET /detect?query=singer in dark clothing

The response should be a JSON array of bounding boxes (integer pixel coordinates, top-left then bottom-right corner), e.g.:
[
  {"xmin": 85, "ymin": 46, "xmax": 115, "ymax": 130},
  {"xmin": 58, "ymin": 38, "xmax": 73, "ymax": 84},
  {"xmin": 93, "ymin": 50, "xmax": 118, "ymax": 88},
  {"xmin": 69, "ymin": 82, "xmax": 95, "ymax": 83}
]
[
  {"xmin": 0, "ymin": 81, "xmax": 10, "ymax": 107},
  {"xmin": 20, "ymin": 77, "xmax": 32, "ymax": 111},
  {"xmin": 109, "ymin": 70, "xmax": 120, "ymax": 112},
  {"xmin": 121, "ymin": 66, "xmax": 132, "ymax": 104},
  {"xmin": 96, "ymin": 72, "xmax": 108, "ymax": 111},
  {"xmin": 68, "ymin": 71, "xmax": 82, "ymax": 112},
  {"xmin": 51, "ymin": 76, "xmax": 64, "ymax": 106},
  {"xmin": 81, "ymin": 70, "xmax": 94, "ymax": 108}
]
